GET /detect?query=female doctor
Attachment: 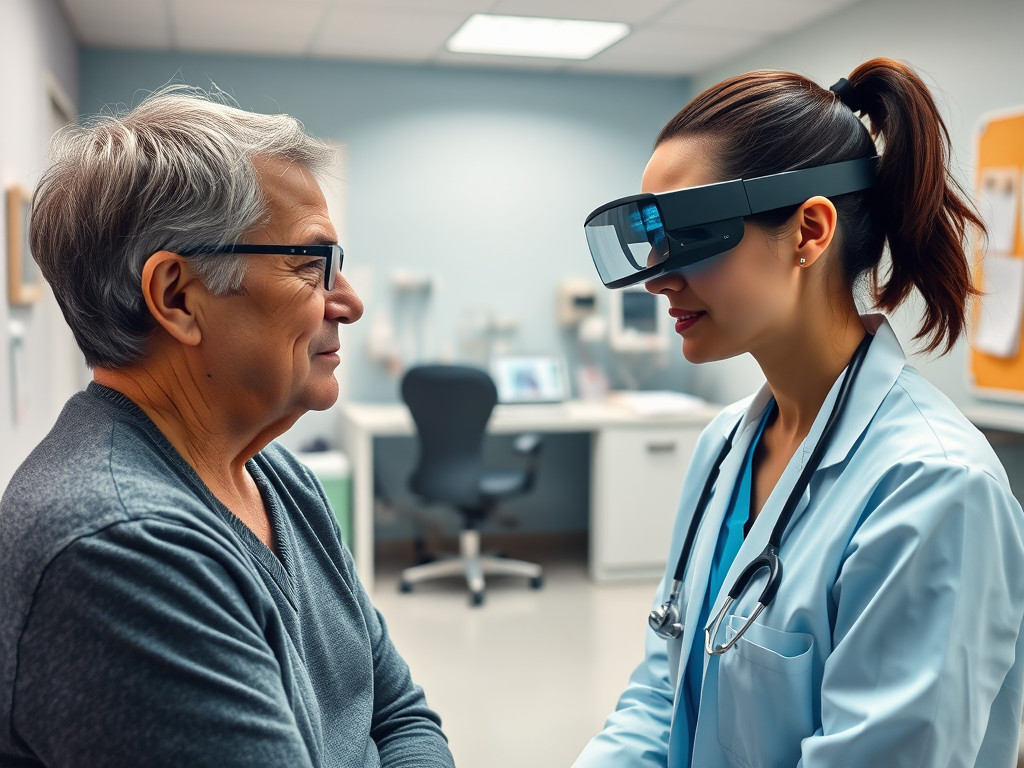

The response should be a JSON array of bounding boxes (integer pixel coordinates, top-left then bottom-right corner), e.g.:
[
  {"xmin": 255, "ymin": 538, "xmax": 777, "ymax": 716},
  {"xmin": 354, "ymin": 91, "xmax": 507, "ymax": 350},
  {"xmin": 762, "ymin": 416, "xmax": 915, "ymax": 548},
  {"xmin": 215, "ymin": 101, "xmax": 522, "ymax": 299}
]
[{"xmin": 574, "ymin": 59, "xmax": 1024, "ymax": 768}]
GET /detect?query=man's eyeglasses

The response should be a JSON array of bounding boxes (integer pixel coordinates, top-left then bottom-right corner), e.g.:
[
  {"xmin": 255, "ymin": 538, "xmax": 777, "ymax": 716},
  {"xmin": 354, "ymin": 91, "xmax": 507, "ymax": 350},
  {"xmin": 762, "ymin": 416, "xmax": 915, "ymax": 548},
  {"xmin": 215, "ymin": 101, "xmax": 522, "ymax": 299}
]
[{"xmin": 182, "ymin": 244, "xmax": 343, "ymax": 290}]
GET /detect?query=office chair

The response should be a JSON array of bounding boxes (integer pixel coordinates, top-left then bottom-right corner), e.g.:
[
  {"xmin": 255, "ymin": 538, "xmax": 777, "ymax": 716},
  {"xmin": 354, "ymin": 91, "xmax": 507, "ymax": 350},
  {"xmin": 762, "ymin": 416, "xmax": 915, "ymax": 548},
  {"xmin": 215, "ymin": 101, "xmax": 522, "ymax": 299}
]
[{"xmin": 398, "ymin": 365, "xmax": 544, "ymax": 607}]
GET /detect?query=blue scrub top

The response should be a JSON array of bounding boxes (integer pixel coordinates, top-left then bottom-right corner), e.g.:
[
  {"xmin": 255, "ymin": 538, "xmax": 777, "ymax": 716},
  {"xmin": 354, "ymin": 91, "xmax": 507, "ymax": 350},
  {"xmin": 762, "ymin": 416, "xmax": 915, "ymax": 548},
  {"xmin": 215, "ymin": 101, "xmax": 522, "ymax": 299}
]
[{"xmin": 682, "ymin": 400, "xmax": 775, "ymax": 765}]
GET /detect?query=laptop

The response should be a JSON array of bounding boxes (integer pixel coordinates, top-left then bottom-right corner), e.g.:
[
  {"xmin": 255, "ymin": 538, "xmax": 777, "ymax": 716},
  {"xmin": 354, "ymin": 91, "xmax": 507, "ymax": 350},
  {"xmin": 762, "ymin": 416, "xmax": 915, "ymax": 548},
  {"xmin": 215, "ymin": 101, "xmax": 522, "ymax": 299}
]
[{"xmin": 490, "ymin": 355, "xmax": 569, "ymax": 405}]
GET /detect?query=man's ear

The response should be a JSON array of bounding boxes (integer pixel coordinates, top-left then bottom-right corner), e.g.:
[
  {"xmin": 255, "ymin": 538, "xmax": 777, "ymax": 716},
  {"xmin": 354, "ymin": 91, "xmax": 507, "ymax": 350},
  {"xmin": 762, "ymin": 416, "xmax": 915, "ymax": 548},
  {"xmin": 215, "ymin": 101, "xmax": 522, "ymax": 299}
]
[
  {"xmin": 793, "ymin": 196, "xmax": 839, "ymax": 269},
  {"xmin": 141, "ymin": 251, "xmax": 203, "ymax": 347}
]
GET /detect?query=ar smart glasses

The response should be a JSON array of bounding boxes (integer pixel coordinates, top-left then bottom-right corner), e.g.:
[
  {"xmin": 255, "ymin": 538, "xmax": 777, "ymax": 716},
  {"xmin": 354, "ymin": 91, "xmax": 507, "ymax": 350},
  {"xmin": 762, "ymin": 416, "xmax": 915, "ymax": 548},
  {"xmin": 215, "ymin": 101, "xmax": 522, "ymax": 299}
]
[
  {"xmin": 182, "ymin": 244, "xmax": 343, "ymax": 290},
  {"xmin": 583, "ymin": 156, "xmax": 879, "ymax": 289}
]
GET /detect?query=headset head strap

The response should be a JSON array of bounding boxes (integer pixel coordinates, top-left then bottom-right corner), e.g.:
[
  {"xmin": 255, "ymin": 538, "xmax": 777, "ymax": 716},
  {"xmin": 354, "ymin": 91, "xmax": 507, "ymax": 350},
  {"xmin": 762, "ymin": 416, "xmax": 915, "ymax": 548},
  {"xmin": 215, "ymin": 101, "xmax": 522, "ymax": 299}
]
[{"xmin": 829, "ymin": 77, "xmax": 866, "ymax": 114}]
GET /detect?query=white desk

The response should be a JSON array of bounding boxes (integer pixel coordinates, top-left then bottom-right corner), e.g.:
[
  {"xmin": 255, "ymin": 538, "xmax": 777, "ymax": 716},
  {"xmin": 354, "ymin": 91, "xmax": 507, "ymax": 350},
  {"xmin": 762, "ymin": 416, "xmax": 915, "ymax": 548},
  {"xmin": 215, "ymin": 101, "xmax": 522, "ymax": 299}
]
[
  {"xmin": 339, "ymin": 400, "xmax": 721, "ymax": 589},
  {"xmin": 963, "ymin": 406, "xmax": 1024, "ymax": 434}
]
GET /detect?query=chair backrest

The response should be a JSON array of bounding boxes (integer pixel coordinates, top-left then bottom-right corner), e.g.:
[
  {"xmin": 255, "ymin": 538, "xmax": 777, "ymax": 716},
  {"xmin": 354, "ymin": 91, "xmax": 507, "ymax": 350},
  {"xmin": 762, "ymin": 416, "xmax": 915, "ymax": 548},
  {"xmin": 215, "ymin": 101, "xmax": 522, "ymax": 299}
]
[{"xmin": 401, "ymin": 365, "xmax": 497, "ymax": 507}]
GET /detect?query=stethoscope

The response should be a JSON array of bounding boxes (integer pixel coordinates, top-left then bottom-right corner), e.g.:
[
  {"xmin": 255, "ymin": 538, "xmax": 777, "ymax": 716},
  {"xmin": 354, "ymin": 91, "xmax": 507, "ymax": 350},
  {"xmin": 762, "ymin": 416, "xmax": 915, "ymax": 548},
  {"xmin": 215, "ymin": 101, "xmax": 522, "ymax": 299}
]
[{"xmin": 648, "ymin": 332, "xmax": 873, "ymax": 655}]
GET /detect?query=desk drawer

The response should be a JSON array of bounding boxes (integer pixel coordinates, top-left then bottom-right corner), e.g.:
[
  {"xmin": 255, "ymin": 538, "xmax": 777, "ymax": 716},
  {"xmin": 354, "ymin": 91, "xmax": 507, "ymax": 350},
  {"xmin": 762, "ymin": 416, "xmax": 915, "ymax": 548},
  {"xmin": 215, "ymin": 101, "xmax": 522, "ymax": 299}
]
[{"xmin": 590, "ymin": 426, "xmax": 701, "ymax": 582}]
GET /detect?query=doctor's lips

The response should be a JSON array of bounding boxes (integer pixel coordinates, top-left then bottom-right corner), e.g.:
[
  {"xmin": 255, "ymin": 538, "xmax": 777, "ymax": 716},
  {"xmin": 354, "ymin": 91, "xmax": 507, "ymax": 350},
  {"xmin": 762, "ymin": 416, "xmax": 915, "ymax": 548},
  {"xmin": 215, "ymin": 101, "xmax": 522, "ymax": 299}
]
[{"xmin": 669, "ymin": 307, "xmax": 706, "ymax": 333}]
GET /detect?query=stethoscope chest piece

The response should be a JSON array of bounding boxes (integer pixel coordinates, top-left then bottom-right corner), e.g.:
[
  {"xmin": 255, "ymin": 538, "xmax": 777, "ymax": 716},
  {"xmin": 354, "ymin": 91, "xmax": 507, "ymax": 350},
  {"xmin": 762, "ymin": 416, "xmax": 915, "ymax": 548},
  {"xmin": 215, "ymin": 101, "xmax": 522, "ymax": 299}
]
[{"xmin": 649, "ymin": 579, "xmax": 685, "ymax": 639}]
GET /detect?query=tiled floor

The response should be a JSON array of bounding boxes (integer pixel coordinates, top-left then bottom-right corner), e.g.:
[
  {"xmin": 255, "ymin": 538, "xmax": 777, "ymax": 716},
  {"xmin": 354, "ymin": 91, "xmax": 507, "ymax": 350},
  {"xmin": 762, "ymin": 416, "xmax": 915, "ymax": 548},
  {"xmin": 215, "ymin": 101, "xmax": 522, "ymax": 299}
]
[
  {"xmin": 373, "ymin": 549, "xmax": 1024, "ymax": 768},
  {"xmin": 371, "ymin": 553, "xmax": 657, "ymax": 768}
]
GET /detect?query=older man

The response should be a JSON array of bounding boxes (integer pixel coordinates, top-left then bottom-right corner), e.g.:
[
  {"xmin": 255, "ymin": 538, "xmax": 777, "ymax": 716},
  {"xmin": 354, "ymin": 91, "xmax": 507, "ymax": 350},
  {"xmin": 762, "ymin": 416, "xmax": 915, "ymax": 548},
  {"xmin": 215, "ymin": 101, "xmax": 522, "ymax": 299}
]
[{"xmin": 0, "ymin": 90, "xmax": 454, "ymax": 768}]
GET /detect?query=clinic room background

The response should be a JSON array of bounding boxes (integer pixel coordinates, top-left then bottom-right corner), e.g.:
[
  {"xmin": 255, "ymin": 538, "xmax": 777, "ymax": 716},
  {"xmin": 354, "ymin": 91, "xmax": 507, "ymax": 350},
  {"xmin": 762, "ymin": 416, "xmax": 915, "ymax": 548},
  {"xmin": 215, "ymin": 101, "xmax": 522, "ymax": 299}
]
[{"xmin": 4, "ymin": 0, "xmax": 1024, "ymax": 766}]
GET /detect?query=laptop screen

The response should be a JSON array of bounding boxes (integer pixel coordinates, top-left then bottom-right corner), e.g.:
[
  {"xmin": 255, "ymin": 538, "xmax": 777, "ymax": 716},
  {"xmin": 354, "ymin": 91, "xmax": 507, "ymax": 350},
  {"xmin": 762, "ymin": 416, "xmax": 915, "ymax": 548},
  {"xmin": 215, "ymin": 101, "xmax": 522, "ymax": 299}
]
[{"xmin": 491, "ymin": 356, "xmax": 568, "ymax": 404}]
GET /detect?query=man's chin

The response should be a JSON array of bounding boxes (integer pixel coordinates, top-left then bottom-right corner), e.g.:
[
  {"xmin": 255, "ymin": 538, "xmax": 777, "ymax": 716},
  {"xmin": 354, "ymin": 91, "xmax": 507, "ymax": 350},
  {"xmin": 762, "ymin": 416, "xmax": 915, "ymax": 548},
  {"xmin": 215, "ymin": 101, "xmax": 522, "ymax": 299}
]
[{"xmin": 301, "ymin": 377, "xmax": 341, "ymax": 412}]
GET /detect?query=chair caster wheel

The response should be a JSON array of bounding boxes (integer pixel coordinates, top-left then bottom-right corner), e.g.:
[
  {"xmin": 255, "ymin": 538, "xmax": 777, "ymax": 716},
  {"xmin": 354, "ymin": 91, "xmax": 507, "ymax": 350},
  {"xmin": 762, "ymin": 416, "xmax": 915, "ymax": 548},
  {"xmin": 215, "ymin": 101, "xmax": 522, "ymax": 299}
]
[
  {"xmin": 530, "ymin": 575, "xmax": 544, "ymax": 589},
  {"xmin": 399, "ymin": 581, "xmax": 413, "ymax": 594},
  {"xmin": 470, "ymin": 591, "xmax": 485, "ymax": 607}
]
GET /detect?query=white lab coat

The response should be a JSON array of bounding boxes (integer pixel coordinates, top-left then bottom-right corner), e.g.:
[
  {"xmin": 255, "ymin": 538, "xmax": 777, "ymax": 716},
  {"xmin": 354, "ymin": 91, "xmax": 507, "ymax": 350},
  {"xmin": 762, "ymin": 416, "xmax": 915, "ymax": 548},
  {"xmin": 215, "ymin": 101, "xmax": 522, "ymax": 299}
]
[{"xmin": 574, "ymin": 315, "xmax": 1024, "ymax": 768}]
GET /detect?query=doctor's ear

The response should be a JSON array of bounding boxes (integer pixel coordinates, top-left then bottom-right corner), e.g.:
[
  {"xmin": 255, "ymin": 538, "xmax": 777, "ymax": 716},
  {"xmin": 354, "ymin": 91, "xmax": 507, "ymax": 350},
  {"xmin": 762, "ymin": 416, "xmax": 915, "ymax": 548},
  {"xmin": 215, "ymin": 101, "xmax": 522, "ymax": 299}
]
[
  {"xmin": 141, "ymin": 251, "xmax": 205, "ymax": 347},
  {"xmin": 792, "ymin": 196, "xmax": 839, "ymax": 270}
]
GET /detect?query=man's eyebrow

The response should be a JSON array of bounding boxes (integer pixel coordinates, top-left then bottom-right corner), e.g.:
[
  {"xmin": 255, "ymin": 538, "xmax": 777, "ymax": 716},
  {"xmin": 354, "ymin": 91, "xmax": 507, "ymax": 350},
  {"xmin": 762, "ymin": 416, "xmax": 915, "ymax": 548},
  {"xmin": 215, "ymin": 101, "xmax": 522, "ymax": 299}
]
[{"xmin": 302, "ymin": 234, "xmax": 339, "ymax": 247}]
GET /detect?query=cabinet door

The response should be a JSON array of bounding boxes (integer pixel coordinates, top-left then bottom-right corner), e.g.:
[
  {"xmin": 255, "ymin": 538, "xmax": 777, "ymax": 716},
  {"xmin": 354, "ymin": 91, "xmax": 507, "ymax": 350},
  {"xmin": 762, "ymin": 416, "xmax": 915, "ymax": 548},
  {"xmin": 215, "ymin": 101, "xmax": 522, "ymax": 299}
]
[{"xmin": 591, "ymin": 427, "xmax": 701, "ymax": 582}]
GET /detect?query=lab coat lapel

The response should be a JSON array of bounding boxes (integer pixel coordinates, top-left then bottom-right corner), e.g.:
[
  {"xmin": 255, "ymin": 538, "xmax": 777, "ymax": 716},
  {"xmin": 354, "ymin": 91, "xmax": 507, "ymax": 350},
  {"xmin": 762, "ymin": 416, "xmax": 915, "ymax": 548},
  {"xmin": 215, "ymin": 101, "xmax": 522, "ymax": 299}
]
[
  {"xmin": 677, "ymin": 390, "xmax": 774, "ymax": 678},
  {"xmin": 702, "ymin": 314, "xmax": 908, "ymax": 634},
  {"xmin": 667, "ymin": 393, "xmax": 774, "ymax": 766},
  {"xmin": 816, "ymin": 314, "xmax": 907, "ymax": 470}
]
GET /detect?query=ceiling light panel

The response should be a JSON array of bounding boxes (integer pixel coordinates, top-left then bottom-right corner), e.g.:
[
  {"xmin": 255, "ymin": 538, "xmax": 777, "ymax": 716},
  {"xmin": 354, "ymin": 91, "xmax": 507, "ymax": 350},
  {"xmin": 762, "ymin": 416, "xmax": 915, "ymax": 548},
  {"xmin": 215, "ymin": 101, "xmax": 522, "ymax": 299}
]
[{"xmin": 446, "ymin": 14, "xmax": 630, "ymax": 60}]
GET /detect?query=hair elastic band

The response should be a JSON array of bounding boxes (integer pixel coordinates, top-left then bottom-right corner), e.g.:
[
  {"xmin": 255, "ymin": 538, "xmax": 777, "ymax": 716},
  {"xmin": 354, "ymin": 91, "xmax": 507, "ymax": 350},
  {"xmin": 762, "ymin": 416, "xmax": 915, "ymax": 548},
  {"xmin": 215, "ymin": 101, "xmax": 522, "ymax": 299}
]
[{"xmin": 829, "ymin": 78, "xmax": 866, "ymax": 114}]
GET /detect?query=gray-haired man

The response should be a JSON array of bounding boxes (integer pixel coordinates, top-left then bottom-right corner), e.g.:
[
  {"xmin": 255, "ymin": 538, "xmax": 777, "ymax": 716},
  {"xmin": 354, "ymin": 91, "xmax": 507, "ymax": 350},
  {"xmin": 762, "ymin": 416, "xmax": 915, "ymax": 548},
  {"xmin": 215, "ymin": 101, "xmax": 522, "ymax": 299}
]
[{"xmin": 0, "ymin": 89, "xmax": 455, "ymax": 768}]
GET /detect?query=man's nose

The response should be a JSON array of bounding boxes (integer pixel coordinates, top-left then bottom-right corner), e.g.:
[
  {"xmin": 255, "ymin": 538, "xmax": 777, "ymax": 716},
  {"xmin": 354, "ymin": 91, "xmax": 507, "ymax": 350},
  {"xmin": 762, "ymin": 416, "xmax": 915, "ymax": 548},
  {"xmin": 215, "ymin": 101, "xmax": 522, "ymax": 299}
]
[{"xmin": 326, "ymin": 275, "xmax": 364, "ymax": 324}]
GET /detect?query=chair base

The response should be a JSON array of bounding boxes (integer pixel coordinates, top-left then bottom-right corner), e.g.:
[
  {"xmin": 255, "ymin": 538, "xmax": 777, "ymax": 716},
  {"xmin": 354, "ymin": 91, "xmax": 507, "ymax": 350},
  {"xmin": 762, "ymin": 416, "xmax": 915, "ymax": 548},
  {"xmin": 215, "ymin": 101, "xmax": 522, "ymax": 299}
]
[{"xmin": 399, "ymin": 529, "xmax": 543, "ymax": 607}]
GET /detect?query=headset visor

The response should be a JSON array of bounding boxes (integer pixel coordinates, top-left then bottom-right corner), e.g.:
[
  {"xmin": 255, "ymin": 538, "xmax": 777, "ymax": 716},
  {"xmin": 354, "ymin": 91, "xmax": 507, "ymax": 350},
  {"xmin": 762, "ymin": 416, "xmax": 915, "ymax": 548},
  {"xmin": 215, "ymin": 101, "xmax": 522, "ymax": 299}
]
[
  {"xmin": 585, "ymin": 197, "xmax": 670, "ymax": 287},
  {"xmin": 583, "ymin": 156, "xmax": 880, "ymax": 289}
]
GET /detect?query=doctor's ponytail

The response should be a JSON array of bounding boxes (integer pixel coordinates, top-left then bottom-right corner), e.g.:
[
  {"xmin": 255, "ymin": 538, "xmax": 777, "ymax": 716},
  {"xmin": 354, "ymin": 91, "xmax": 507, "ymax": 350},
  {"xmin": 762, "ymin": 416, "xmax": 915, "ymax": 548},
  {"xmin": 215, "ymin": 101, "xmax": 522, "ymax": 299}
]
[{"xmin": 656, "ymin": 58, "xmax": 982, "ymax": 355}]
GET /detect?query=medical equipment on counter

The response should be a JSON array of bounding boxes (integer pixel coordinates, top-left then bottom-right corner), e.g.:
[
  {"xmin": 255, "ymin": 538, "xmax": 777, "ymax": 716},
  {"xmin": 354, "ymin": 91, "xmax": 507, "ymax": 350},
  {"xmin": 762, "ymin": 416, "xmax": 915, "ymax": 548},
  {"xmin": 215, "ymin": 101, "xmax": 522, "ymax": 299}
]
[
  {"xmin": 458, "ymin": 309, "xmax": 521, "ymax": 365},
  {"xmin": 365, "ymin": 270, "xmax": 438, "ymax": 375},
  {"xmin": 584, "ymin": 156, "xmax": 879, "ymax": 289},
  {"xmin": 647, "ymin": 332, "xmax": 873, "ymax": 655},
  {"xmin": 557, "ymin": 279, "xmax": 599, "ymax": 327},
  {"xmin": 608, "ymin": 286, "xmax": 669, "ymax": 353},
  {"xmin": 391, "ymin": 269, "xmax": 436, "ymax": 368},
  {"xmin": 555, "ymin": 279, "xmax": 610, "ymax": 399}
]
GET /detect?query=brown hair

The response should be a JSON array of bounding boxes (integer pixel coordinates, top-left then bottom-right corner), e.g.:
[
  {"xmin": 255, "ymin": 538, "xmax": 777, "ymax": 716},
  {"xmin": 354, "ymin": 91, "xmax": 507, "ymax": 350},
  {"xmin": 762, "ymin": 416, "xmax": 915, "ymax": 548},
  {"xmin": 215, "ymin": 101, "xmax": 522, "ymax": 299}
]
[{"xmin": 656, "ymin": 58, "xmax": 982, "ymax": 354}]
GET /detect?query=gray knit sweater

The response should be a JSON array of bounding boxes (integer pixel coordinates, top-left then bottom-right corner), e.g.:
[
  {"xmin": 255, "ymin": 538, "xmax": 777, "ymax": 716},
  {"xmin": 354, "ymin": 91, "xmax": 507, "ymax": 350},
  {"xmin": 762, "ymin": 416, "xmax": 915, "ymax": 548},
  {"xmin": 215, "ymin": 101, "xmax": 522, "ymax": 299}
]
[{"xmin": 0, "ymin": 383, "xmax": 455, "ymax": 768}]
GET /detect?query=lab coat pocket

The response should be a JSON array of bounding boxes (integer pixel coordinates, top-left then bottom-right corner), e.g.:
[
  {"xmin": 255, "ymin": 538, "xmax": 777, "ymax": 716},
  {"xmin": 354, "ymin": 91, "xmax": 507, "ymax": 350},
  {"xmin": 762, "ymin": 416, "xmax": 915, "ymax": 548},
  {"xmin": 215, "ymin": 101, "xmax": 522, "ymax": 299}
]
[{"xmin": 717, "ymin": 616, "xmax": 815, "ymax": 768}]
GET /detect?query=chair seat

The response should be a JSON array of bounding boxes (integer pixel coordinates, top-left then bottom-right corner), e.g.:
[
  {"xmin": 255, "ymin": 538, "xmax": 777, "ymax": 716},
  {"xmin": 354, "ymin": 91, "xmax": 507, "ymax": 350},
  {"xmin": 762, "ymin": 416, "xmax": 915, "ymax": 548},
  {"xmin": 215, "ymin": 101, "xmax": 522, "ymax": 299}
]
[{"xmin": 479, "ymin": 470, "xmax": 528, "ymax": 498}]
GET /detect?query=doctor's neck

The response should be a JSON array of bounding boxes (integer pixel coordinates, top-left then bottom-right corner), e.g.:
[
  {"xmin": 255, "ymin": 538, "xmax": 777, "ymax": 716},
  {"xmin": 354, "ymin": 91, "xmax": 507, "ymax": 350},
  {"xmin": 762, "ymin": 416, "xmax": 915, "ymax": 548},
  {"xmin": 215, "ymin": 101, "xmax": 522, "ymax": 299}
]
[{"xmin": 751, "ymin": 292, "xmax": 866, "ymax": 443}]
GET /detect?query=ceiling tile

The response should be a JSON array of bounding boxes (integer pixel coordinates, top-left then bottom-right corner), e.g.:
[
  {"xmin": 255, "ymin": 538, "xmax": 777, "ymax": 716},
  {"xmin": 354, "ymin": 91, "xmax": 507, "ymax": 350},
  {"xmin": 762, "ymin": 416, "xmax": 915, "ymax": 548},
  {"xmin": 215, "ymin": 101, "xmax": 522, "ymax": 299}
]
[
  {"xmin": 431, "ymin": 49, "xmax": 571, "ymax": 71},
  {"xmin": 171, "ymin": 0, "xmax": 326, "ymax": 54},
  {"xmin": 63, "ymin": 0, "xmax": 869, "ymax": 75},
  {"xmin": 332, "ymin": 0, "xmax": 492, "ymax": 10},
  {"xmin": 77, "ymin": 24, "xmax": 174, "ymax": 48},
  {"xmin": 569, "ymin": 56, "xmax": 702, "ymax": 76},
  {"xmin": 311, "ymin": 6, "xmax": 468, "ymax": 61},
  {"xmin": 658, "ymin": 0, "xmax": 848, "ymax": 35},
  {"xmin": 580, "ymin": 24, "xmax": 765, "ymax": 73},
  {"xmin": 62, "ymin": 0, "xmax": 172, "ymax": 46},
  {"xmin": 62, "ymin": 0, "xmax": 167, "ymax": 29},
  {"xmin": 489, "ymin": 0, "xmax": 678, "ymax": 25}
]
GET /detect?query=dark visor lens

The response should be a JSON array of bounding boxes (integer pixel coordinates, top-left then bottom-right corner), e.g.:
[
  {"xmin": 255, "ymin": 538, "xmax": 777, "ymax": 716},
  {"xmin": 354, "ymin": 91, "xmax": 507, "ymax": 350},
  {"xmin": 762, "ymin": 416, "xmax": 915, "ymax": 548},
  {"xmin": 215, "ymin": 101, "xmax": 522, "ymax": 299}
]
[{"xmin": 585, "ymin": 200, "xmax": 670, "ymax": 286}]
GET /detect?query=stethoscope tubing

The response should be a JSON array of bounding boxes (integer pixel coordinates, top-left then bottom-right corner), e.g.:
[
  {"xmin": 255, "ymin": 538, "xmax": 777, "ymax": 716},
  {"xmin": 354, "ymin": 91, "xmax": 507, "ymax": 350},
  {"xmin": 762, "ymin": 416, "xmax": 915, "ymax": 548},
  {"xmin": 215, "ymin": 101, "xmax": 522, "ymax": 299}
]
[{"xmin": 650, "ymin": 333, "xmax": 874, "ymax": 651}]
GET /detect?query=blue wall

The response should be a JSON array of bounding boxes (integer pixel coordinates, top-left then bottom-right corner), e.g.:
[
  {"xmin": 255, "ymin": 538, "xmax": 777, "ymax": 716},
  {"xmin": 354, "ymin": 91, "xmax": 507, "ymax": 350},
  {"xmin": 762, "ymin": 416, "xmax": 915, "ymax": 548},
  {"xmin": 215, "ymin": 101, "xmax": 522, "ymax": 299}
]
[
  {"xmin": 81, "ymin": 50, "xmax": 694, "ymax": 402},
  {"xmin": 80, "ymin": 50, "xmax": 693, "ymax": 538}
]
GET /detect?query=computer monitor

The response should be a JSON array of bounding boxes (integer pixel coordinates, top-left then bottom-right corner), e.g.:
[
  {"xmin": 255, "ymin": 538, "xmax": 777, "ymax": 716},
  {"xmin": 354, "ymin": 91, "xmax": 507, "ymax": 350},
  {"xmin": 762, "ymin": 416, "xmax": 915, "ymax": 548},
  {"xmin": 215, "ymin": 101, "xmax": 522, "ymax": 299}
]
[
  {"xmin": 607, "ymin": 285, "xmax": 670, "ymax": 352},
  {"xmin": 490, "ymin": 356, "xmax": 569, "ymax": 404}
]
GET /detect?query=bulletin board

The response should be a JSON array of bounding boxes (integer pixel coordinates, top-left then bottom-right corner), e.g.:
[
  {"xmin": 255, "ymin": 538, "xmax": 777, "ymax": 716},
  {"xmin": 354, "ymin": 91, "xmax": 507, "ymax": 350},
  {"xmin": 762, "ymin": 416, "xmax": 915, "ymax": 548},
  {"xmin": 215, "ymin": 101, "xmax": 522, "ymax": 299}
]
[{"xmin": 968, "ymin": 107, "xmax": 1024, "ymax": 402}]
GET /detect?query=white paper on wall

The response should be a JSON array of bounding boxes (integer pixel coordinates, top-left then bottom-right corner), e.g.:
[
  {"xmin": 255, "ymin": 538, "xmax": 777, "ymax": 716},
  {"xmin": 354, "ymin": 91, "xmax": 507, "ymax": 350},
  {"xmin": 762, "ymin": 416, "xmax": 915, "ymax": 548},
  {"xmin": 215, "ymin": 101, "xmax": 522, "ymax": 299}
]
[
  {"xmin": 978, "ymin": 168, "xmax": 1020, "ymax": 254},
  {"xmin": 975, "ymin": 253, "xmax": 1024, "ymax": 358}
]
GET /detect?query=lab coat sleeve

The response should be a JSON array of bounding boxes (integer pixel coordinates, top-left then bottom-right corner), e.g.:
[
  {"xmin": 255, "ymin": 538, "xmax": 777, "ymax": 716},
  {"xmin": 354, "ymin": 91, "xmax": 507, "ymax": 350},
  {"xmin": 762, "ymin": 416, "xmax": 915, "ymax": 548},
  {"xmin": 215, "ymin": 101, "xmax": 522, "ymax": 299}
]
[
  {"xmin": 571, "ymin": 577, "xmax": 675, "ymax": 768},
  {"xmin": 798, "ymin": 462, "xmax": 1024, "ymax": 768}
]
